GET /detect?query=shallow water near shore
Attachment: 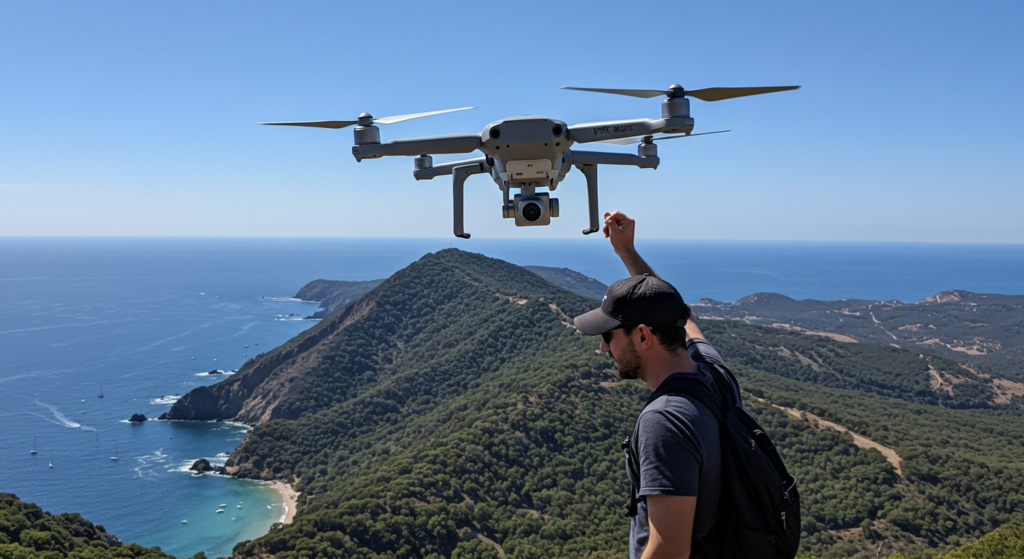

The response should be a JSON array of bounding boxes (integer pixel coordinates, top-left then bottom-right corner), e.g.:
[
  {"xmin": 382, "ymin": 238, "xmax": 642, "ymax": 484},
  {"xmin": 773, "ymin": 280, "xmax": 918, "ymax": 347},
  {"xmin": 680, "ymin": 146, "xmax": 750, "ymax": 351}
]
[{"xmin": 1, "ymin": 237, "xmax": 1022, "ymax": 557}]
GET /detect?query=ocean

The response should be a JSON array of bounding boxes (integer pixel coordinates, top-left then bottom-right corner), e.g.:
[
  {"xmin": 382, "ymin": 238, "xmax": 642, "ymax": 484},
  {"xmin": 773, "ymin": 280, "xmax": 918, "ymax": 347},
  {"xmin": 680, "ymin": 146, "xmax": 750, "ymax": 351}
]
[{"xmin": 1, "ymin": 237, "xmax": 1022, "ymax": 558}]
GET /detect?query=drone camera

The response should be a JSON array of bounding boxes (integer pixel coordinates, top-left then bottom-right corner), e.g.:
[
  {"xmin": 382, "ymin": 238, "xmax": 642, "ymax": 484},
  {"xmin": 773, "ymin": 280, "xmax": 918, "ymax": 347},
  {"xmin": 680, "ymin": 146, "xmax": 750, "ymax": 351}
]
[{"xmin": 510, "ymin": 193, "xmax": 557, "ymax": 226}]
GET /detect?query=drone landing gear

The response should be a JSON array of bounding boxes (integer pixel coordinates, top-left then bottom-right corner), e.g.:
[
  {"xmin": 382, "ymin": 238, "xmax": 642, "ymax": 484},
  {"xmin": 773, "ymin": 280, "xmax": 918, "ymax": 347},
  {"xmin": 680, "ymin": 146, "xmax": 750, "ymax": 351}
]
[
  {"xmin": 452, "ymin": 163, "xmax": 486, "ymax": 239},
  {"xmin": 579, "ymin": 164, "xmax": 600, "ymax": 235}
]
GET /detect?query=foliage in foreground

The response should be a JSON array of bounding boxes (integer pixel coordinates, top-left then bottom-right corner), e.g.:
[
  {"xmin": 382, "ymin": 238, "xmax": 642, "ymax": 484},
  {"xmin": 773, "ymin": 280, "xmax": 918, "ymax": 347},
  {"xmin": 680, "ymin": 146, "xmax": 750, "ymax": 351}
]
[
  {"xmin": 942, "ymin": 522, "xmax": 1024, "ymax": 558},
  {"xmin": 0, "ymin": 493, "xmax": 175, "ymax": 559}
]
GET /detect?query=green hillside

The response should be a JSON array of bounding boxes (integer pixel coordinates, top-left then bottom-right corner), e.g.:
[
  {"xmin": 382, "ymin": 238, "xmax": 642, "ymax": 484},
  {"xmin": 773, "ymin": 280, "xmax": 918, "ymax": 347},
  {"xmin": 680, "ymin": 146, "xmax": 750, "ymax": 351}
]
[
  {"xmin": 696, "ymin": 290, "xmax": 1024, "ymax": 383},
  {"xmin": 942, "ymin": 522, "xmax": 1024, "ymax": 558}
]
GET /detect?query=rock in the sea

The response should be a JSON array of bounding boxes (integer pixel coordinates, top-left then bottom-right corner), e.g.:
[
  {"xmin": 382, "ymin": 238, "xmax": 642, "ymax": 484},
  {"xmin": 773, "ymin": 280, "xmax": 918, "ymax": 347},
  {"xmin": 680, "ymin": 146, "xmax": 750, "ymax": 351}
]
[
  {"xmin": 189, "ymin": 458, "xmax": 223, "ymax": 474},
  {"xmin": 128, "ymin": 413, "xmax": 147, "ymax": 423},
  {"xmin": 208, "ymin": 369, "xmax": 223, "ymax": 375}
]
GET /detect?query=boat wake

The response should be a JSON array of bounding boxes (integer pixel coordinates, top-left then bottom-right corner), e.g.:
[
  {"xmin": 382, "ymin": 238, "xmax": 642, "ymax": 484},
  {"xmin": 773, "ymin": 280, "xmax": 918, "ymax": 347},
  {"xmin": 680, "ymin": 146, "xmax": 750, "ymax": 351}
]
[
  {"xmin": 134, "ymin": 449, "xmax": 168, "ymax": 479},
  {"xmin": 32, "ymin": 401, "xmax": 95, "ymax": 431}
]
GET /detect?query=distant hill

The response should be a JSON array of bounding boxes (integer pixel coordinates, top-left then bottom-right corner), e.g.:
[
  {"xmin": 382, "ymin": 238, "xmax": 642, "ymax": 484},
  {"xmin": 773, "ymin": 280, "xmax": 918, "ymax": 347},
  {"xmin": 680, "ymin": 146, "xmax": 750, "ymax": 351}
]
[
  {"xmin": 523, "ymin": 266, "xmax": 608, "ymax": 300},
  {"xmin": 292, "ymin": 265, "xmax": 607, "ymax": 319},
  {"xmin": 0, "ymin": 492, "xmax": 174, "ymax": 558},
  {"xmin": 696, "ymin": 290, "xmax": 1024, "ymax": 382},
  {"xmin": 160, "ymin": 250, "xmax": 1024, "ymax": 558},
  {"xmin": 294, "ymin": 279, "xmax": 385, "ymax": 319}
]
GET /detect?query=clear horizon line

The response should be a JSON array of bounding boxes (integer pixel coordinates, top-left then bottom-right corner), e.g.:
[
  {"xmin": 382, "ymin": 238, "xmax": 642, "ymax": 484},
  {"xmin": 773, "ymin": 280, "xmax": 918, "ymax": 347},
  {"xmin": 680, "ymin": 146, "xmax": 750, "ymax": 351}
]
[{"xmin": 1, "ymin": 234, "xmax": 1023, "ymax": 247}]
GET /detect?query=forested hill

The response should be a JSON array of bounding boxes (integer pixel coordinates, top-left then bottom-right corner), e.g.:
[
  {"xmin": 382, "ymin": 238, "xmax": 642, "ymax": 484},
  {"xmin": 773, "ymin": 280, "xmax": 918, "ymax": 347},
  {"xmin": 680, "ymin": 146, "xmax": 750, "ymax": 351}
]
[
  {"xmin": 291, "ymin": 266, "xmax": 607, "ymax": 320},
  {"xmin": 161, "ymin": 250, "xmax": 599, "ymax": 424},
  {"xmin": 696, "ymin": 290, "xmax": 1024, "ymax": 381},
  {"xmin": 160, "ymin": 249, "xmax": 1024, "ymax": 558}
]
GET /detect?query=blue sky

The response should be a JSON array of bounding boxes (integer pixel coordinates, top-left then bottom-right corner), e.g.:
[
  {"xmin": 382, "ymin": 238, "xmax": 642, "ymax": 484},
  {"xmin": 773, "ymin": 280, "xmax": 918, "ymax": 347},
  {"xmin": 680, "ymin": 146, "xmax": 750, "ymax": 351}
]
[{"xmin": 1, "ymin": 1, "xmax": 1021, "ymax": 241}]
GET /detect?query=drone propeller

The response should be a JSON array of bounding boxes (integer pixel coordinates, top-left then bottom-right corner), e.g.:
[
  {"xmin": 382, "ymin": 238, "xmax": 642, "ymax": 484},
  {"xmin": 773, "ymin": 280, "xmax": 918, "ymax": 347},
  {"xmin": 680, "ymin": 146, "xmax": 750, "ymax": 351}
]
[
  {"xmin": 596, "ymin": 130, "xmax": 731, "ymax": 145},
  {"xmin": 562, "ymin": 85, "xmax": 799, "ymax": 102},
  {"xmin": 260, "ymin": 106, "xmax": 475, "ymax": 129}
]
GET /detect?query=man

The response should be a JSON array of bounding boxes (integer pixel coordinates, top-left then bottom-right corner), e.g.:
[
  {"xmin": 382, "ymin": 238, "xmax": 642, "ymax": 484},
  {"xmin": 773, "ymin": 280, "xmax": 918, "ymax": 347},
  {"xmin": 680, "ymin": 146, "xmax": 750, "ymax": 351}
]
[{"xmin": 574, "ymin": 211, "xmax": 744, "ymax": 559}]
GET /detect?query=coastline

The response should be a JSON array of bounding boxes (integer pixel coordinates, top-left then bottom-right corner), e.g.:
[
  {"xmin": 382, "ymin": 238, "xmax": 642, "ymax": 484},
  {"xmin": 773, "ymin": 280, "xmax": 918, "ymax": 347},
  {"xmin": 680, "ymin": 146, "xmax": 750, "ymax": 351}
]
[{"xmin": 270, "ymin": 480, "xmax": 299, "ymax": 524}]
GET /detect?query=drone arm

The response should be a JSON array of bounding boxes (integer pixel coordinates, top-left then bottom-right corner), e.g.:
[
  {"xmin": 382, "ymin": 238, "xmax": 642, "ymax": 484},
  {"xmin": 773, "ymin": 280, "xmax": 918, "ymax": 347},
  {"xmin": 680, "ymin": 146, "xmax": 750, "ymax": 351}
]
[
  {"xmin": 567, "ymin": 117, "xmax": 693, "ymax": 144},
  {"xmin": 413, "ymin": 157, "xmax": 488, "ymax": 180},
  {"xmin": 353, "ymin": 134, "xmax": 482, "ymax": 161},
  {"xmin": 579, "ymin": 164, "xmax": 600, "ymax": 235},
  {"xmin": 451, "ymin": 162, "xmax": 487, "ymax": 239},
  {"xmin": 569, "ymin": 150, "xmax": 659, "ymax": 169}
]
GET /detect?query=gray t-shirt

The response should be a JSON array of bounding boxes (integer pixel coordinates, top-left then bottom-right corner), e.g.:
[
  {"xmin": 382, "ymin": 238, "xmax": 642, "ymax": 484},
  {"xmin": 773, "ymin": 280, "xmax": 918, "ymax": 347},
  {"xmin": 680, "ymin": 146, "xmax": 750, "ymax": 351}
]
[{"xmin": 626, "ymin": 338, "xmax": 742, "ymax": 559}]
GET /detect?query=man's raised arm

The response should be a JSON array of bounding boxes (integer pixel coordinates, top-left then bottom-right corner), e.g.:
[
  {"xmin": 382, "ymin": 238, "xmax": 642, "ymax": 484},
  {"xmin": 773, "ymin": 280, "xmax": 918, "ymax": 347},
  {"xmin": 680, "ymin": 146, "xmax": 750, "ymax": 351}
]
[
  {"xmin": 604, "ymin": 210, "xmax": 705, "ymax": 342},
  {"xmin": 603, "ymin": 211, "xmax": 660, "ymax": 278}
]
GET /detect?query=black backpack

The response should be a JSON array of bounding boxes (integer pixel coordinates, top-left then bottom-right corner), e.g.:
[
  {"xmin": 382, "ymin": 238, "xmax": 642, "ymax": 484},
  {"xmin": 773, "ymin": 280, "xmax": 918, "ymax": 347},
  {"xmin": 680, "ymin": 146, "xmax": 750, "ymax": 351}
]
[{"xmin": 624, "ymin": 372, "xmax": 801, "ymax": 559}]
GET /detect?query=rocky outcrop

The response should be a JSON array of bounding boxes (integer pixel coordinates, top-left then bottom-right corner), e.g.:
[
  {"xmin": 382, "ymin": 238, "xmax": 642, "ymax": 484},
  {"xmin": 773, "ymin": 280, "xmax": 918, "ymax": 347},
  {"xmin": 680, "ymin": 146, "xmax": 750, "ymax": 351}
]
[
  {"xmin": 128, "ymin": 413, "xmax": 147, "ymax": 423},
  {"xmin": 189, "ymin": 458, "xmax": 223, "ymax": 474}
]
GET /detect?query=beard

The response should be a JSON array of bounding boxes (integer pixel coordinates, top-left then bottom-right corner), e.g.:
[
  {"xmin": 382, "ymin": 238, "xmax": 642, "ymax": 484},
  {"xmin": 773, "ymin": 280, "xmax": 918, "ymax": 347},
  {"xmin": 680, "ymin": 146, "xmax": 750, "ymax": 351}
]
[{"xmin": 611, "ymin": 337, "xmax": 643, "ymax": 380}]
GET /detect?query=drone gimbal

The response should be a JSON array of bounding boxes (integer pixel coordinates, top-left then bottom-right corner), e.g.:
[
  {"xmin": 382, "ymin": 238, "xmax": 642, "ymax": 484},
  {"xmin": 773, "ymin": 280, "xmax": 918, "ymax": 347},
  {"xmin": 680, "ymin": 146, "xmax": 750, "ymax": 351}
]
[{"xmin": 262, "ymin": 84, "xmax": 799, "ymax": 238}]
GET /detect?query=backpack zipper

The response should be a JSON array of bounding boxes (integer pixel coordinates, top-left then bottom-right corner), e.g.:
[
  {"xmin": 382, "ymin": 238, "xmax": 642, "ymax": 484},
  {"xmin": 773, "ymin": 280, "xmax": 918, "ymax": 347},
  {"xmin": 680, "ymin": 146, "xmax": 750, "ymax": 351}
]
[{"xmin": 781, "ymin": 511, "xmax": 786, "ymax": 530}]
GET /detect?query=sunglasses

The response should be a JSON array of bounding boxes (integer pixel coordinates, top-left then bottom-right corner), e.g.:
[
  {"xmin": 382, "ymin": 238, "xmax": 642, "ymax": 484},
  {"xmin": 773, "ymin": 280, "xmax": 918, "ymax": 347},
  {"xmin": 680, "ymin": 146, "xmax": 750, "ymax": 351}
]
[{"xmin": 601, "ymin": 324, "xmax": 636, "ymax": 344}]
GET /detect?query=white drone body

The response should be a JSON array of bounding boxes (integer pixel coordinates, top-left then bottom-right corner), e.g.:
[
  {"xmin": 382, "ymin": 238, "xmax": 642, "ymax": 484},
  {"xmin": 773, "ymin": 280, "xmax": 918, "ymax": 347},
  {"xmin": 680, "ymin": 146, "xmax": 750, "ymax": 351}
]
[{"xmin": 262, "ymin": 84, "xmax": 799, "ymax": 238}]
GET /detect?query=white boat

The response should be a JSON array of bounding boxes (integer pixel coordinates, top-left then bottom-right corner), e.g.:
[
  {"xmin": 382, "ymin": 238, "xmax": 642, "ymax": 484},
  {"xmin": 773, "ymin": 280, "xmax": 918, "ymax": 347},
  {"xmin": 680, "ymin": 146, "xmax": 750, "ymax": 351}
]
[
  {"xmin": 219, "ymin": 503, "xmax": 227, "ymax": 507},
  {"xmin": 216, "ymin": 509, "xmax": 224, "ymax": 513},
  {"xmin": 49, "ymin": 460, "xmax": 53, "ymax": 468},
  {"xmin": 182, "ymin": 520, "xmax": 188, "ymax": 524},
  {"xmin": 30, "ymin": 436, "xmax": 37, "ymax": 455},
  {"xmin": 111, "ymin": 443, "xmax": 118, "ymax": 461},
  {"xmin": 237, "ymin": 505, "xmax": 242, "ymax": 508}
]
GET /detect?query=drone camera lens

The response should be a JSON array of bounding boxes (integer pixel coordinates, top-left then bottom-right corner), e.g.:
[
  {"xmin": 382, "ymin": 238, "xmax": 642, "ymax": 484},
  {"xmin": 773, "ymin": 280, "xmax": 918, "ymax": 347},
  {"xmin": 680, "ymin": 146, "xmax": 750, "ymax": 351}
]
[
  {"xmin": 521, "ymin": 201, "xmax": 543, "ymax": 222},
  {"xmin": 552, "ymin": 124, "xmax": 563, "ymax": 136},
  {"xmin": 490, "ymin": 128, "xmax": 501, "ymax": 140}
]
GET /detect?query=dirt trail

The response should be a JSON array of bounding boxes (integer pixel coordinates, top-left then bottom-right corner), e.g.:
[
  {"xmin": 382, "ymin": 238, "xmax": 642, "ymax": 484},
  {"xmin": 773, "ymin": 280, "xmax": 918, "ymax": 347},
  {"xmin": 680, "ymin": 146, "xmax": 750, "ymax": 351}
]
[{"xmin": 757, "ymin": 397, "xmax": 903, "ymax": 476}]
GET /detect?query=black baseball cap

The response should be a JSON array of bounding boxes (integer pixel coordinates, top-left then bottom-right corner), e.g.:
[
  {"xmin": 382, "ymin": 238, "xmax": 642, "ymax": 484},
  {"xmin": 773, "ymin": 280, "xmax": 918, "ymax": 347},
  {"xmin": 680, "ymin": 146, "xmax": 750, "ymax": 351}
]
[{"xmin": 574, "ymin": 274, "xmax": 691, "ymax": 335}]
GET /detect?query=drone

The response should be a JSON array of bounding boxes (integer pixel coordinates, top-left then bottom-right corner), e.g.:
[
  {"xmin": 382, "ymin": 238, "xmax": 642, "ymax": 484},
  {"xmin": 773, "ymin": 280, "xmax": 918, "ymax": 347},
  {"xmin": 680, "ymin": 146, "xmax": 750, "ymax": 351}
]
[{"xmin": 261, "ymin": 84, "xmax": 799, "ymax": 238}]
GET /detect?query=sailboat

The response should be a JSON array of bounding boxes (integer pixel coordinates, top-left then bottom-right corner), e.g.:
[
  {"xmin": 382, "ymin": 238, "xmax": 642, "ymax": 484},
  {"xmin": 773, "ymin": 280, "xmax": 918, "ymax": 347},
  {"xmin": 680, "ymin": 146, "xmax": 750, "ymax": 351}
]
[
  {"xmin": 110, "ymin": 443, "xmax": 118, "ymax": 461},
  {"xmin": 30, "ymin": 436, "xmax": 37, "ymax": 455},
  {"xmin": 49, "ymin": 460, "xmax": 53, "ymax": 468},
  {"xmin": 98, "ymin": 386, "xmax": 104, "ymax": 398}
]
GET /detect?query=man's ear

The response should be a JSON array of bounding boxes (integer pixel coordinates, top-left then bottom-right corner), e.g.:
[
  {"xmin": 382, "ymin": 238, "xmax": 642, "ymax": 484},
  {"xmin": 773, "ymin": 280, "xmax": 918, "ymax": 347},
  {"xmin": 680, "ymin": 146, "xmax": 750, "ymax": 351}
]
[{"xmin": 636, "ymin": 324, "xmax": 652, "ymax": 348}]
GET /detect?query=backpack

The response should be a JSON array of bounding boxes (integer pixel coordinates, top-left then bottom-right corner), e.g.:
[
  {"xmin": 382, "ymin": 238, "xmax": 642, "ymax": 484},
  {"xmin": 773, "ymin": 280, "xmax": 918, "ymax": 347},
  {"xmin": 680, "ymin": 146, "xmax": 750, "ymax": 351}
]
[{"xmin": 623, "ymin": 371, "xmax": 801, "ymax": 559}]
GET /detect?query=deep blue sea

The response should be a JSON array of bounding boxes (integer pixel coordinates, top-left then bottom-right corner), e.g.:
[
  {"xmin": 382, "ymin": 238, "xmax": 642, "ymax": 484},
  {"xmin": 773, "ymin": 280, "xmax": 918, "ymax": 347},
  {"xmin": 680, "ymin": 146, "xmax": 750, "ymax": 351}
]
[{"xmin": 1, "ymin": 237, "xmax": 1022, "ymax": 558}]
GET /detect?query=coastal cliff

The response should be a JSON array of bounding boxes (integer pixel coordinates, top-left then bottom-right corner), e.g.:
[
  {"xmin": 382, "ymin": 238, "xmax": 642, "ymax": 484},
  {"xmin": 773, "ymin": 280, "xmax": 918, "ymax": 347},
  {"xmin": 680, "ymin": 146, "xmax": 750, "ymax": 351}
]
[{"xmin": 161, "ymin": 281, "xmax": 384, "ymax": 423}]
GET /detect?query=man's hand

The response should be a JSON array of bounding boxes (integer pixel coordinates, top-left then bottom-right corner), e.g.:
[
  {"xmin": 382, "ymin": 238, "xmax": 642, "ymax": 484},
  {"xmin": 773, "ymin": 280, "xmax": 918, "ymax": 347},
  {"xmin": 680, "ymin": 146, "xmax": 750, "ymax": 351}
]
[
  {"xmin": 604, "ymin": 210, "xmax": 658, "ymax": 278},
  {"xmin": 604, "ymin": 210, "xmax": 636, "ymax": 255}
]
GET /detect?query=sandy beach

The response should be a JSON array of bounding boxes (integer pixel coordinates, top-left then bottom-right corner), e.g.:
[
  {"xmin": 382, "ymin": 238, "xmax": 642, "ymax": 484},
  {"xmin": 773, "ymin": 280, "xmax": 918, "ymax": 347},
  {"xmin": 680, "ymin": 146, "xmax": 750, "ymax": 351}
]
[{"xmin": 271, "ymin": 481, "xmax": 300, "ymax": 524}]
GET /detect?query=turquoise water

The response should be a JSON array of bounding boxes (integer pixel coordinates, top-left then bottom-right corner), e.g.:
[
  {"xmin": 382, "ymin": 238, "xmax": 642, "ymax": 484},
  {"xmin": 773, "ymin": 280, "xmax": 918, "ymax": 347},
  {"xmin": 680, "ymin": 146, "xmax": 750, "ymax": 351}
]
[{"xmin": 1, "ymin": 237, "xmax": 1022, "ymax": 557}]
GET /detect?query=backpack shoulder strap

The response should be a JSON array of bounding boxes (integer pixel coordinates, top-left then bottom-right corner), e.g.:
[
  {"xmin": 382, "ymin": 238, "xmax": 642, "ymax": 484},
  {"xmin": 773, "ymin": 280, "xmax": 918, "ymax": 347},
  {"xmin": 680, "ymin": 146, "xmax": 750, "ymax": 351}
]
[{"xmin": 647, "ymin": 374, "xmax": 728, "ymax": 424}]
